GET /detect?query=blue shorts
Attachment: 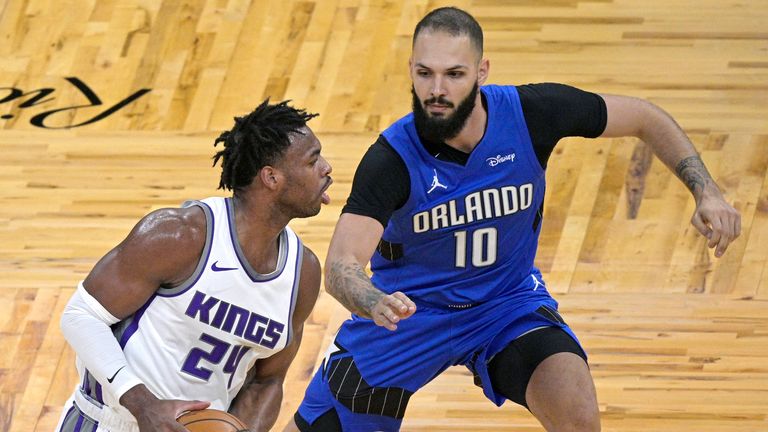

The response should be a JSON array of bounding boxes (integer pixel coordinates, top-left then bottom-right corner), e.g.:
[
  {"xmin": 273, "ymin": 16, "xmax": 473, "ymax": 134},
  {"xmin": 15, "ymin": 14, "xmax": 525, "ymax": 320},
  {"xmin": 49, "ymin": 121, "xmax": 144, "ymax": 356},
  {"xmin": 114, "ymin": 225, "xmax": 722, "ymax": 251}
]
[{"xmin": 296, "ymin": 292, "xmax": 583, "ymax": 431}]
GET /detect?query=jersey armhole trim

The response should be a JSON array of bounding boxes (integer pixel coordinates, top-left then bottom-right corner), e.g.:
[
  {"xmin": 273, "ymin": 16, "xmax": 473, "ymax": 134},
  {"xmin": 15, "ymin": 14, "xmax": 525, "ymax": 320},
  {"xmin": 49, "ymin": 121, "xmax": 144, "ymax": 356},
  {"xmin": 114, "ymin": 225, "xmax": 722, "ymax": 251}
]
[
  {"xmin": 285, "ymin": 236, "xmax": 304, "ymax": 347},
  {"xmin": 156, "ymin": 200, "xmax": 215, "ymax": 297}
]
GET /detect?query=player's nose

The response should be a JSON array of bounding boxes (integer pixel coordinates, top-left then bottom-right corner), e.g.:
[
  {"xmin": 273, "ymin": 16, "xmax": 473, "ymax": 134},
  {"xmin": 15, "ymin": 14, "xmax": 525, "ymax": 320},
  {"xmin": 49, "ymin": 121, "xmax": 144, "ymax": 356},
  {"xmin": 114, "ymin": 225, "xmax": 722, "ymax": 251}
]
[
  {"xmin": 320, "ymin": 155, "xmax": 332, "ymax": 175},
  {"xmin": 430, "ymin": 76, "xmax": 446, "ymax": 98}
]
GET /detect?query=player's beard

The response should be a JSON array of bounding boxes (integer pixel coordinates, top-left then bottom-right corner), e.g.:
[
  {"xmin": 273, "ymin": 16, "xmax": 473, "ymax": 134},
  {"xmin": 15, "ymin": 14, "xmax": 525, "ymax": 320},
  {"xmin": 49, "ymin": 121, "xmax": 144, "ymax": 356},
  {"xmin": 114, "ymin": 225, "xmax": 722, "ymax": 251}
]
[{"xmin": 412, "ymin": 82, "xmax": 478, "ymax": 143}]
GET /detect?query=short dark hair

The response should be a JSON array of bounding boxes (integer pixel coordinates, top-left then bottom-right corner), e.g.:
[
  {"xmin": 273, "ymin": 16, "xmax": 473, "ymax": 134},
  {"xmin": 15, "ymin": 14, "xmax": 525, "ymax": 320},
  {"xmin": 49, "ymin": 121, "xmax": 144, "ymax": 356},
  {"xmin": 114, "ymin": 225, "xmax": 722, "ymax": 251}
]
[
  {"xmin": 213, "ymin": 99, "xmax": 318, "ymax": 194},
  {"xmin": 413, "ymin": 7, "xmax": 483, "ymax": 55}
]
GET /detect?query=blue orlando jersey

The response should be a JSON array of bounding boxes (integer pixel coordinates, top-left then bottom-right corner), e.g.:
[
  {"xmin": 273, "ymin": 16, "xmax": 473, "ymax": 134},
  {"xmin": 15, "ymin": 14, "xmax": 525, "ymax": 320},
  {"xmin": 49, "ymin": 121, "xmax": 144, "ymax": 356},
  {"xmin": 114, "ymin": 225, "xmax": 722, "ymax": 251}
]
[{"xmin": 373, "ymin": 85, "xmax": 548, "ymax": 308}]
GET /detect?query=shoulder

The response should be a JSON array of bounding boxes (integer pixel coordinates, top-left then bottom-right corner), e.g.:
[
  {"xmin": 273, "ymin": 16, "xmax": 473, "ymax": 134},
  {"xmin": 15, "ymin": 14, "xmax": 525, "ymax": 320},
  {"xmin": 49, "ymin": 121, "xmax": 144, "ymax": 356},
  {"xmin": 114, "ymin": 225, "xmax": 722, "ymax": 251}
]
[
  {"xmin": 517, "ymin": 82, "xmax": 603, "ymax": 109},
  {"xmin": 118, "ymin": 206, "xmax": 208, "ymax": 284},
  {"xmin": 82, "ymin": 205, "xmax": 209, "ymax": 308},
  {"xmin": 481, "ymin": 84, "xmax": 522, "ymax": 101},
  {"xmin": 354, "ymin": 136, "xmax": 409, "ymax": 187},
  {"xmin": 300, "ymin": 245, "xmax": 321, "ymax": 277},
  {"xmin": 517, "ymin": 82, "xmax": 572, "ymax": 104},
  {"xmin": 128, "ymin": 206, "xmax": 207, "ymax": 251},
  {"xmin": 362, "ymin": 136, "xmax": 405, "ymax": 168},
  {"xmin": 519, "ymin": 83, "xmax": 607, "ymax": 138},
  {"xmin": 344, "ymin": 136, "xmax": 410, "ymax": 224}
]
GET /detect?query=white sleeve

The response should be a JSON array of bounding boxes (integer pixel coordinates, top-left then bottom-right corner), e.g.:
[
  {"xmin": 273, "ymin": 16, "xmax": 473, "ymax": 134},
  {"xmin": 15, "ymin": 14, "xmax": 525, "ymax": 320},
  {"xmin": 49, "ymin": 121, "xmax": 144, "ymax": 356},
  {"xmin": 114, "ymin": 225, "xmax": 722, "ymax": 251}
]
[{"xmin": 60, "ymin": 282, "xmax": 145, "ymax": 404}]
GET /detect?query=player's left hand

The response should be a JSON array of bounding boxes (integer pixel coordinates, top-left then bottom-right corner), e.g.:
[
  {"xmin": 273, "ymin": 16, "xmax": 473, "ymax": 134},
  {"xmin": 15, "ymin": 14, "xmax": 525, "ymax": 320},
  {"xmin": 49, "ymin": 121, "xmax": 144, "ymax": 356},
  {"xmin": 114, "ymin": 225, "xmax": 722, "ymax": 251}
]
[{"xmin": 690, "ymin": 189, "xmax": 741, "ymax": 257}]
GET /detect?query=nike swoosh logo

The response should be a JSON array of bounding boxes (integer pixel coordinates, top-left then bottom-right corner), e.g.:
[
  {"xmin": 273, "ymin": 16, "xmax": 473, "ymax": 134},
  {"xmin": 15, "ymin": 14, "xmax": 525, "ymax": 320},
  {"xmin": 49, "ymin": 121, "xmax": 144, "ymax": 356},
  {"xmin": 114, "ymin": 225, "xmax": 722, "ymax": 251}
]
[
  {"xmin": 211, "ymin": 261, "xmax": 238, "ymax": 272},
  {"xmin": 107, "ymin": 366, "xmax": 125, "ymax": 384}
]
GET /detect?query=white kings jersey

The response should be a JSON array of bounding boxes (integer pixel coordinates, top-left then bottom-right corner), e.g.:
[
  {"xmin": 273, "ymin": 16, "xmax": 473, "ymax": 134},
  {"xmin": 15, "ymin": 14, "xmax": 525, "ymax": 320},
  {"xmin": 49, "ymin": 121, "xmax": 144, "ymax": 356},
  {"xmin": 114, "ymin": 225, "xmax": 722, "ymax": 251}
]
[{"xmin": 74, "ymin": 197, "xmax": 302, "ymax": 429}]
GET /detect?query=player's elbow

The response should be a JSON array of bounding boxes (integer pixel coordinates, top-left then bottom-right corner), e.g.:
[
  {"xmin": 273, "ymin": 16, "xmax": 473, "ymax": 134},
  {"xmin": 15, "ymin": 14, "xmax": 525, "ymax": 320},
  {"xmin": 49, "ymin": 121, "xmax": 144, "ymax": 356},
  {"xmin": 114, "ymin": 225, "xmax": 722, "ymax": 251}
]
[
  {"xmin": 60, "ymin": 292, "xmax": 85, "ymax": 342},
  {"xmin": 601, "ymin": 95, "xmax": 659, "ymax": 139}
]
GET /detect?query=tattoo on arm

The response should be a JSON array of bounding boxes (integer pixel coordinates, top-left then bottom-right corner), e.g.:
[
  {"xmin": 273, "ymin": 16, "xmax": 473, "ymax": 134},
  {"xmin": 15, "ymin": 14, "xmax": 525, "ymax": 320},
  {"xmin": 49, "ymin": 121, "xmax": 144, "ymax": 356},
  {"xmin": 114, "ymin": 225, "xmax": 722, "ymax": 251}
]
[
  {"xmin": 327, "ymin": 261, "xmax": 383, "ymax": 318},
  {"xmin": 675, "ymin": 156, "xmax": 712, "ymax": 196}
]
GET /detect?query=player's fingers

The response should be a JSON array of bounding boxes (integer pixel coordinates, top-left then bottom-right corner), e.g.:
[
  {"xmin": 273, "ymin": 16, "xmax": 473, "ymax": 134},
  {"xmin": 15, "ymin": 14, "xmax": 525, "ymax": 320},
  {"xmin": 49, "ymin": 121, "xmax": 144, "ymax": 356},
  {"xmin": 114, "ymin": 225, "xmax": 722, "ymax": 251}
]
[
  {"xmin": 183, "ymin": 400, "xmax": 210, "ymax": 412},
  {"xmin": 372, "ymin": 306, "xmax": 399, "ymax": 331},
  {"xmin": 715, "ymin": 216, "xmax": 735, "ymax": 258},
  {"xmin": 381, "ymin": 294, "xmax": 407, "ymax": 314},
  {"xmin": 691, "ymin": 212, "xmax": 711, "ymax": 239},
  {"xmin": 391, "ymin": 292, "xmax": 417, "ymax": 314},
  {"xmin": 170, "ymin": 412, "xmax": 195, "ymax": 432},
  {"xmin": 724, "ymin": 205, "xmax": 741, "ymax": 241},
  {"xmin": 172, "ymin": 424, "xmax": 190, "ymax": 432},
  {"xmin": 382, "ymin": 294, "xmax": 412, "ymax": 318},
  {"xmin": 174, "ymin": 400, "xmax": 210, "ymax": 419},
  {"xmin": 715, "ymin": 238, "xmax": 729, "ymax": 257},
  {"xmin": 378, "ymin": 317, "xmax": 398, "ymax": 331},
  {"xmin": 707, "ymin": 217, "xmax": 723, "ymax": 249}
]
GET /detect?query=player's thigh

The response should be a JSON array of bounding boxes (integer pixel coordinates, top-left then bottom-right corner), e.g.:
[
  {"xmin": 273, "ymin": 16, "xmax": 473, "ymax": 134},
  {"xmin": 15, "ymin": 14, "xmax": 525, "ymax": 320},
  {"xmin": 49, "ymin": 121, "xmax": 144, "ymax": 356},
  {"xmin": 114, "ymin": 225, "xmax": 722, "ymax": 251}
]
[
  {"xmin": 290, "ymin": 408, "xmax": 342, "ymax": 432},
  {"xmin": 295, "ymin": 351, "xmax": 418, "ymax": 431},
  {"xmin": 487, "ymin": 322, "xmax": 587, "ymax": 409},
  {"xmin": 488, "ymin": 325, "xmax": 598, "ymax": 430},
  {"xmin": 526, "ymin": 352, "xmax": 599, "ymax": 431}
]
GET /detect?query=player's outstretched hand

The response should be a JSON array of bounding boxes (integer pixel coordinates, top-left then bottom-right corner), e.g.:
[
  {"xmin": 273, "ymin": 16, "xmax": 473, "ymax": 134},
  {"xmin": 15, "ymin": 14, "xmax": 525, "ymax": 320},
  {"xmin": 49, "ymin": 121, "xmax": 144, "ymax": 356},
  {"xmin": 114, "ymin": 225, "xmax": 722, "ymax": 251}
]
[
  {"xmin": 122, "ymin": 384, "xmax": 210, "ymax": 431},
  {"xmin": 691, "ymin": 190, "xmax": 741, "ymax": 258},
  {"xmin": 370, "ymin": 291, "xmax": 417, "ymax": 331}
]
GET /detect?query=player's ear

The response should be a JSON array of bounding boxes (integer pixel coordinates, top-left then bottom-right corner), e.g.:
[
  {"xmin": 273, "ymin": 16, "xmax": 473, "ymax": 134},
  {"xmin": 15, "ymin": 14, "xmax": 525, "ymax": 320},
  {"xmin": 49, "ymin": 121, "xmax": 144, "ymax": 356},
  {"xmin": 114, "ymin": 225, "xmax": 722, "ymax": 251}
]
[
  {"xmin": 477, "ymin": 58, "xmax": 489, "ymax": 85},
  {"xmin": 259, "ymin": 166, "xmax": 282, "ymax": 191}
]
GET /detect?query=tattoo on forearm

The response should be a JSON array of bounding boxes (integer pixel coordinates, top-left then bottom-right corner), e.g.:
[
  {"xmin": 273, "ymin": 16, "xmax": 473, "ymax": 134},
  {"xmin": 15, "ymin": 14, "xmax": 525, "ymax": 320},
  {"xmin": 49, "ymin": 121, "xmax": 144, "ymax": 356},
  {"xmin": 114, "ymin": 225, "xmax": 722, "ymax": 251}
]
[
  {"xmin": 675, "ymin": 156, "xmax": 712, "ymax": 195},
  {"xmin": 327, "ymin": 261, "xmax": 383, "ymax": 318}
]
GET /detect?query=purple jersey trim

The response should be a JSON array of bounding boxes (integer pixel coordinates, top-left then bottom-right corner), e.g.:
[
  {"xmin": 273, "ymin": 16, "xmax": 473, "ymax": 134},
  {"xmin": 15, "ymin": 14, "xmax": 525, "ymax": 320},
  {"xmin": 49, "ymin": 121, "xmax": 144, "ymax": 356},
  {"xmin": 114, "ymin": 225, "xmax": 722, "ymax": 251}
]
[
  {"xmin": 286, "ymin": 236, "xmax": 303, "ymax": 345},
  {"xmin": 81, "ymin": 370, "xmax": 105, "ymax": 405},
  {"xmin": 73, "ymin": 412, "xmax": 84, "ymax": 432},
  {"xmin": 57, "ymin": 405, "xmax": 75, "ymax": 432},
  {"xmin": 82, "ymin": 372, "xmax": 90, "ymax": 395},
  {"xmin": 94, "ymin": 382, "xmax": 103, "ymax": 404},
  {"xmin": 225, "ymin": 198, "xmax": 288, "ymax": 282},
  {"xmin": 157, "ymin": 200, "xmax": 215, "ymax": 298},
  {"xmin": 119, "ymin": 294, "xmax": 156, "ymax": 349}
]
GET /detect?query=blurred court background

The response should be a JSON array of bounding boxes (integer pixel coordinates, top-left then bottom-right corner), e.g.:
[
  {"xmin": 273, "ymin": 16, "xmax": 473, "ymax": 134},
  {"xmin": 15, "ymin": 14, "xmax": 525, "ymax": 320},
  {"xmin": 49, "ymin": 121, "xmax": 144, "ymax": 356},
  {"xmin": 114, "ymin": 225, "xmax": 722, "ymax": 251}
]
[{"xmin": 0, "ymin": 0, "xmax": 767, "ymax": 430}]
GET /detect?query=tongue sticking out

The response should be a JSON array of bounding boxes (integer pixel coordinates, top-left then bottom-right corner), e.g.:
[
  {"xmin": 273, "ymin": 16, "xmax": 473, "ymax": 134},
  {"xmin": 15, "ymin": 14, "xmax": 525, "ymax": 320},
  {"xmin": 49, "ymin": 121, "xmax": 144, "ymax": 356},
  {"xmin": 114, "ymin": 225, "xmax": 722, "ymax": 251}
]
[{"xmin": 321, "ymin": 192, "xmax": 330, "ymax": 205}]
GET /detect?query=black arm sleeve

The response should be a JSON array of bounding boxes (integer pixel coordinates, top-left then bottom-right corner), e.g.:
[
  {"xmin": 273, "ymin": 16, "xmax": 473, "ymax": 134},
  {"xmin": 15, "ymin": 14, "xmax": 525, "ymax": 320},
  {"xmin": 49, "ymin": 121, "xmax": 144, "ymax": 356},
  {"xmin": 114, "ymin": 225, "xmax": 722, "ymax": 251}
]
[
  {"xmin": 341, "ymin": 136, "xmax": 410, "ymax": 228},
  {"xmin": 518, "ymin": 83, "xmax": 607, "ymax": 169}
]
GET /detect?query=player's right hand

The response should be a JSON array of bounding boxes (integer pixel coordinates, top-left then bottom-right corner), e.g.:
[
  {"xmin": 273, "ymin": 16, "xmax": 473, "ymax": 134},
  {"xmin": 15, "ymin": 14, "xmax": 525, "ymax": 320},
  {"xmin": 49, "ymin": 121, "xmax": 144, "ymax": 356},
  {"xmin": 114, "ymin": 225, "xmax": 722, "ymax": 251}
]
[
  {"xmin": 370, "ymin": 291, "xmax": 416, "ymax": 331},
  {"xmin": 138, "ymin": 398, "xmax": 210, "ymax": 432},
  {"xmin": 122, "ymin": 384, "xmax": 209, "ymax": 431}
]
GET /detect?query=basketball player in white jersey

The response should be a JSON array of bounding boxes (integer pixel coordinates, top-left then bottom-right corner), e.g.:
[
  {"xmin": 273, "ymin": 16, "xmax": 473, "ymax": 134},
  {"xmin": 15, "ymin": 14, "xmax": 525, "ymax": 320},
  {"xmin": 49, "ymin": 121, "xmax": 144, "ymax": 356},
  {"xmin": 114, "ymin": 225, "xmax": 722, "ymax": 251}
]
[{"xmin": 57, "ymin": 99, "xmax": 333, "ymax": 432}]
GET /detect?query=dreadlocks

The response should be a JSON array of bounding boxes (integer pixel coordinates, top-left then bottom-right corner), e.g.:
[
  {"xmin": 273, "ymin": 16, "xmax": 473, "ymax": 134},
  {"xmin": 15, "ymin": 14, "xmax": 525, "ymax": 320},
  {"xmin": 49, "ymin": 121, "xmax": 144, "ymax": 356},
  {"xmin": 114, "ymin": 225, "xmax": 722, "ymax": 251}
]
[{"xmin": 213, "ymin": 99, "xmax": 318, "ymax": 195}]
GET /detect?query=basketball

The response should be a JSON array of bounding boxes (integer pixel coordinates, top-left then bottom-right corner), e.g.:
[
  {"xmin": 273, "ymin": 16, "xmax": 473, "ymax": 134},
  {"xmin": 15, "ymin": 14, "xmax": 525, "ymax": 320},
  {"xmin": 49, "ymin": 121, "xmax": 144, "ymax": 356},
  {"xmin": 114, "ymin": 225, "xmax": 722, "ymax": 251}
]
[{"xmin": 177, "ymin": 409, "xmax": 250, "ymax": 432}]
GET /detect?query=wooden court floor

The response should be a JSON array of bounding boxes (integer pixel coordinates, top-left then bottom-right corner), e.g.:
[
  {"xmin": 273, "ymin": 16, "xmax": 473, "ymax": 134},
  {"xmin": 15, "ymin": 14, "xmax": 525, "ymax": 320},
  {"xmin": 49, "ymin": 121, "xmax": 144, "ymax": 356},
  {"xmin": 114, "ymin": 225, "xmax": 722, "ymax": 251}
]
[{"xmin": 1, "ymin": 0, "xmax": 767, "ymax": 430}]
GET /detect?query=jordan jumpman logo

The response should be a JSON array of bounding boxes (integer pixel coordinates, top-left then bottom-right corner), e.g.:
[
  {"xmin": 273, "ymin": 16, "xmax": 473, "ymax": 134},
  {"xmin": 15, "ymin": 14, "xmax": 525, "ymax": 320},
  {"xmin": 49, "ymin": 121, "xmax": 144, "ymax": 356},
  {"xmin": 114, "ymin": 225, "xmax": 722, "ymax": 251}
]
[{"xmin": 427, "ymin": 169, "xmax": 448, "ymax": 194}]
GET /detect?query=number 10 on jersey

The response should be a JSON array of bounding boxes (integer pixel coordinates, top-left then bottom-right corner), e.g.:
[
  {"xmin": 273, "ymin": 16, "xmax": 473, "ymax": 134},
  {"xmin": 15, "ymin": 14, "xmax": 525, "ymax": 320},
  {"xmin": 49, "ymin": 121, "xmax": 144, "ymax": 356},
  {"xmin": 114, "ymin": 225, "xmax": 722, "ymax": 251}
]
[{"xmin": 453, "ymin": 227, "xmax": 497, "ymax": 268}]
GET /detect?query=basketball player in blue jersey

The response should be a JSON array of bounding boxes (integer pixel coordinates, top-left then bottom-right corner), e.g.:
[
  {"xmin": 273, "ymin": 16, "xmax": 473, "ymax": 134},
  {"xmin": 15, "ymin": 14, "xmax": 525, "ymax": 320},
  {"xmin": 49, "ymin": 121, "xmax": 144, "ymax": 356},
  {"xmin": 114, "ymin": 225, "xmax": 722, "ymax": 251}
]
[
  {"xmin": 57, "ymin": 99, "xmax": 333, "ymax": 432},
  {"xmin": 288, "ymin": 7, "xmax": 741, "ymax": 432}
]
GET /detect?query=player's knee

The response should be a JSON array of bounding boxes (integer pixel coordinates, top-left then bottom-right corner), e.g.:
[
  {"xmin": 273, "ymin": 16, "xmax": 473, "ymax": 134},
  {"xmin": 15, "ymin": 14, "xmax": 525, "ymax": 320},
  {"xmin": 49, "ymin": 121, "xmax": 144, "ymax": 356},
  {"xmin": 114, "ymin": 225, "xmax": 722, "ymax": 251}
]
[
  {"xmin": 563, "ymin": 405, "xmax": 600, "ymax": 432},
  {"xmin": 282, "ymin": 417, "xmax": 301, "ymax": 432}
]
